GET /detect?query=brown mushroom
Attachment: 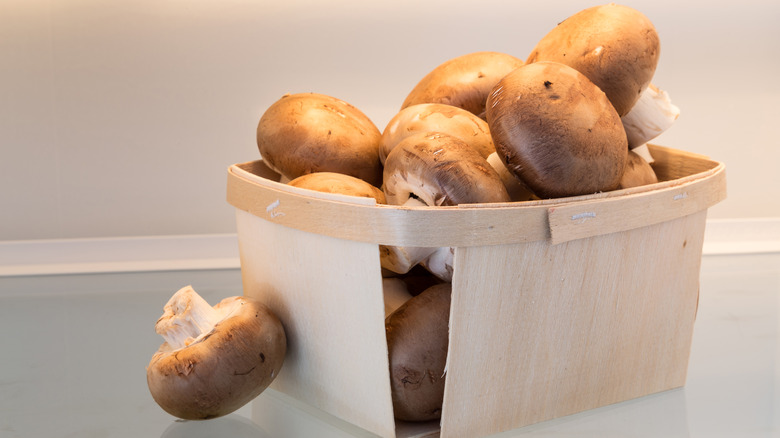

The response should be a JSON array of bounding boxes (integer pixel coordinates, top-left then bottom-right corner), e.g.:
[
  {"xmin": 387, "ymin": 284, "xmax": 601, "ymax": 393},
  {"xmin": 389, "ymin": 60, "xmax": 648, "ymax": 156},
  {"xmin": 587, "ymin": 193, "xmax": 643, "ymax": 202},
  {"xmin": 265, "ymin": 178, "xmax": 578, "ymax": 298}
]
[
  {"xmin": 401, "ymin": 51, "xmax": 525, "ymax": 119},
  {"xmin": 147, "ymin": 286, "xmax": 286, "ymax": 420},
  {"xmin": 486, "ymin": 61, "xmax": 628, "ymax": 199},
  {"xmin": 526, "ymin": 4, "xmax": 660, "ymax": 116},
  {"xmin": 381, "ymin": 132, "xmax": 510, "ymax": 279},
  {"xmin": 386, "ymin": 283, "xmax": 452, "ymax": 422},
  {"xmin": 379, "ymin": 103, "xmax": 495, "ymax": 164},
  {"xmin": 256, "ymin": 92, "xmax": 383, "ymax": 186},
  {"xmin": 288, "ymin": 172, "xmax": 386, "ymax": 204},
  {"xmin": 618, "ymin": 150, "xmax": 658, "ymax": 189}
]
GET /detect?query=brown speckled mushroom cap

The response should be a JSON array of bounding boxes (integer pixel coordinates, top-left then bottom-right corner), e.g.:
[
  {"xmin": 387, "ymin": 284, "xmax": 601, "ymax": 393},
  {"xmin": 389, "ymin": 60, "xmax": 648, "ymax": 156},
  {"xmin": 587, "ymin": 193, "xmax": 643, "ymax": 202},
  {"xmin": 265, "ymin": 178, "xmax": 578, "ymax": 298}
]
[
  {"xmin": 256, "ymin": 92, "xmax": 383, "ymax": 186},
  {"xmin": 146, "ymin": 295, "xmax": 286, "ymax": 420},
  {"xmin": 486, "ymin": 61, "xmax": 628, "ymax": 199},
  {"xmin": 380, "ymin": 103, "xmax": 495, "ymax": 164},
  {"xmin": 383, "ymin": 131, "xmax": 510, "ymax": 207},
  {"xmin": 288, "ymin": 172, "xmax": 386, "ymax": 204},
  {"xmin": 526, "ymin": 4, "xmax": 660, "ymax": 116},
  {"xmin": 401, "ymin": 51, "xmax": 525, "ymax": 119}
]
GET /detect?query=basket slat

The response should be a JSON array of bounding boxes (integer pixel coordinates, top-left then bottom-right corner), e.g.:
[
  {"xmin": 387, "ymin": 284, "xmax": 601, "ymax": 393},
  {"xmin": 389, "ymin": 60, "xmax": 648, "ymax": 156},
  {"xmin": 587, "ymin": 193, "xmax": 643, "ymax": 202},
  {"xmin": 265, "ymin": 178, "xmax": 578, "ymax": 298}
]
[{"xmin": 441, "ymin": 210, "xmax": 707, "ymax": 436}]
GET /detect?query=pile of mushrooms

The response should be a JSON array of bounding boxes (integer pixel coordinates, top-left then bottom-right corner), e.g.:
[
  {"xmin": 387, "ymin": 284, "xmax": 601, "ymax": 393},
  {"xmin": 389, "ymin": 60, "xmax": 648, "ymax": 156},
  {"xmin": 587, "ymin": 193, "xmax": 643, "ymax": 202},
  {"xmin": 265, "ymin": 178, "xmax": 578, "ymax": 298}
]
[
  {"xmin": 148, "ymin": 3, "xmax": 681, "ymax": 424},
  {"xmin": 249, "ymin": 3, "xmax": 680, "ymax": 422}
]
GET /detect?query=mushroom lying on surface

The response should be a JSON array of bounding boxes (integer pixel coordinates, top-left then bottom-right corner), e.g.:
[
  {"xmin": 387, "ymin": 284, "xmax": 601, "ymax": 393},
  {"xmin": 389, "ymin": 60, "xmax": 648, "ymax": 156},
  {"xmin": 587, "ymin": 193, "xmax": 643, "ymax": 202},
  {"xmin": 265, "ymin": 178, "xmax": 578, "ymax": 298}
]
[
  {"xmin": 526, "ymin": 4, "xmax": 660, "ymax": 117},
  {"xmin": 379, "ymin": 103, "xmax": 495, "ymax": 164},
  {"xmin": 401, "ymin": 51, "xmax": 525, "ymax": 119},
  {"xmin": 256, "ymin": 92, "xmax": 383, "ymax": 186},
  {"xmin": 381, "ymin": 131, "xmax": 510, "ymax": 280},
  {"xmin": 147, "ymin": 286, "xmax": 286, "ymax": 420},
  {"xmin": 486, "ymin": 61, "xmax": 628, "ymax": 199}
]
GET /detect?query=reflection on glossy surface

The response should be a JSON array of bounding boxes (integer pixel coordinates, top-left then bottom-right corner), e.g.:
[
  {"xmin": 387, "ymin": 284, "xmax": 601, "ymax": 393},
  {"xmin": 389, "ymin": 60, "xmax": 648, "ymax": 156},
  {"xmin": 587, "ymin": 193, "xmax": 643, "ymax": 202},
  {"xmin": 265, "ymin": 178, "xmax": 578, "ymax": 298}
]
[
  {"xmin": 0, "ymin": 254, "xmax": 778, "ymax": 437},
  {"xmin": 160, "ymin": 414, "xmax": 269, "ymax": 438}
]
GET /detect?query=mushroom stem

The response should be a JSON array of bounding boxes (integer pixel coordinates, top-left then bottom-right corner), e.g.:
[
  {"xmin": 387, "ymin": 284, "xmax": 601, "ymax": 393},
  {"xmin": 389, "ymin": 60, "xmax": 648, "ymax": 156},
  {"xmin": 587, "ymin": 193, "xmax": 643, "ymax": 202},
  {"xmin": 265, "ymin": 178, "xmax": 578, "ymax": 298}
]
[
  {"xmin": 155, "ymin": 285, "xmax": 224, "ymax": 350},
  {"xmin": 621, "ymin": 84, "xmax": 680, "ymax": 149},
  {"xmin": 379, "ymin": 197, "xmax": 436, "ymax": 275}
]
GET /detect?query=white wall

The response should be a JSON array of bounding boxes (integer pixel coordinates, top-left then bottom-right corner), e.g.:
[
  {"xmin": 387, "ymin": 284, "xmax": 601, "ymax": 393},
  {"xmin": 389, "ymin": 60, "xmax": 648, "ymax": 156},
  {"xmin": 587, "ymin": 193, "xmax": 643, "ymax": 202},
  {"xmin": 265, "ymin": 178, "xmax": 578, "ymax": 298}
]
[{"xmin": 1, "ymin": 0, "xmax": 778, "ymax": 241}]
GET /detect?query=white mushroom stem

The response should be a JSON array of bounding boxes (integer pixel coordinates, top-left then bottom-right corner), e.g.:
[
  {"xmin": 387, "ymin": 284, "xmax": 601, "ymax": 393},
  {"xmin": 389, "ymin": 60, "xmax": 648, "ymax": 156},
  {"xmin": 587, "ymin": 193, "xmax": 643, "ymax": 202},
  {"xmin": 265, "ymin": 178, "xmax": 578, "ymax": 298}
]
[
  {"xmin": 381, "ymin": 196, "xmax": 437, "ymax": 274},
  {"xmin": 487, "ymin": 152, "xmax": 532, "ymax": 202},
  {"xmin": 380, "ymin": 197, "xmax": 437, "ymax": 275},
  {"xmin": 621, "ymin": 84, "xmax": 680, "ymax": 149},
  {"xmin": 421, "ymin": 247, "xmax": 455, "ymax": 282},
  {"xmin": 155, "ymin": 286, "xmax": 226, "ymax": 350}
]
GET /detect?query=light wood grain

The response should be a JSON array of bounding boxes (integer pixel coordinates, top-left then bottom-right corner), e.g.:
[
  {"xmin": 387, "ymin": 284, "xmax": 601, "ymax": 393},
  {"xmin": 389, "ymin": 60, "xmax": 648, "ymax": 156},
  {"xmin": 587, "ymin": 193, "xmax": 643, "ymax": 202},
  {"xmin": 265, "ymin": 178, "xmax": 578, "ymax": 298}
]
[
  {"xmin": 226, "ymin": 145, "xmax": 723, "ymax": 248},
  {"xmin": 235, "ymin": 209, "xmax": 396, "ymax": 437},
  {"xmin": 229, "ymin": 145, "xmax": 726, "ymax": 437},
  {"xmin": 441, "ymin": 211, "xmax": 707, "ymax": 437}
]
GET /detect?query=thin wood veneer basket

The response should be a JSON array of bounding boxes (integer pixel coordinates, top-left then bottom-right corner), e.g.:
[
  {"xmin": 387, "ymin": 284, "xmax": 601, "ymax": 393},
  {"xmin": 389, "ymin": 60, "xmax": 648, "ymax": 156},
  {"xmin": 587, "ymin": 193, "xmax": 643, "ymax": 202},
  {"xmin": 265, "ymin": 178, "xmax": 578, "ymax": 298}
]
[{"xmin": 226, "ymin": 144, "xmax": 726, "ymax": 438}]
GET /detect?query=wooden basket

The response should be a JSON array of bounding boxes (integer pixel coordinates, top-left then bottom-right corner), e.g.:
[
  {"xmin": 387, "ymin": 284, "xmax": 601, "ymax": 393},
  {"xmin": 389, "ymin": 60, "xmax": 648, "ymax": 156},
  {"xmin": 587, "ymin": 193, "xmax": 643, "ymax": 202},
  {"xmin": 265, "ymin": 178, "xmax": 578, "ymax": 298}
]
[{"xmin": 226, "ymin": 144, "xmax": 726, "ymax": 438}]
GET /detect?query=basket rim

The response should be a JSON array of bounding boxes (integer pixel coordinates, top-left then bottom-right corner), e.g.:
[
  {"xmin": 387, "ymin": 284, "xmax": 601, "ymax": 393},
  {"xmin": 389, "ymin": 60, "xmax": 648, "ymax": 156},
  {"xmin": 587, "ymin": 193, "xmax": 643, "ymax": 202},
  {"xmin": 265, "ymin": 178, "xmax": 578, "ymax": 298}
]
[{"xmin": 227, "ymin": 144, "xmax": 726, "ymax": 247}]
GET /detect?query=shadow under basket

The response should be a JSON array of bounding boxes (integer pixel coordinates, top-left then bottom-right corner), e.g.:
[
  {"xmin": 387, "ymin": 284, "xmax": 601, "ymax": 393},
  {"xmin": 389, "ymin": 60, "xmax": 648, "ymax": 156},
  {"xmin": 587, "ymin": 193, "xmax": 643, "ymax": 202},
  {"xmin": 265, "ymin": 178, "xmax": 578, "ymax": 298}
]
[{"xmin": 226, "ymin": 144, "xmax": 726, "ymax": 438}]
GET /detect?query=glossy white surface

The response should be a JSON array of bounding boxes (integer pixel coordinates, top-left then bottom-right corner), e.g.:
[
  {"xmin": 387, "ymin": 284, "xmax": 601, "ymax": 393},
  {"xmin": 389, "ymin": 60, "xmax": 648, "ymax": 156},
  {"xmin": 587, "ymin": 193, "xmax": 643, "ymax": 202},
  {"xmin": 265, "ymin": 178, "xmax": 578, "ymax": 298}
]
[{"xmin": 0, "ymin": 252, "xmax": 778, "ymax": 437}]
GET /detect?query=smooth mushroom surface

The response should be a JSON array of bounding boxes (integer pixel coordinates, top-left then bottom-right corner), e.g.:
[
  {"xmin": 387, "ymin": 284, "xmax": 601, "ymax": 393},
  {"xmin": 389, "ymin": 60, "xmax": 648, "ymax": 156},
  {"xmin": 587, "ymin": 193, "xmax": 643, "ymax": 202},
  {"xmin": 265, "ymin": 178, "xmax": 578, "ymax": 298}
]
[
  {"xmin": 288, "ymin": 172, "xmax": 386, "ymax": 204},
  {"xmin": 618, "ymin": 150, "xmax": 658, "ymax": 189},
  {"xmin": 386, "ymin": 283, "xmax": 452, "ymax": 422},
  {"xmin": 379, "ymin": 103, "xmax": 495, "ymax": 164},
  {"xmin": 147, "ymin": 286, "xmax": 286, "ymax": 420},
  {"xmin": 486, "ymin": 61, "xmax": 628, "ymax": 199},
  {"xmin": 401, "ymin": 51, "xmax": 525, "ymax": 119},
  {"xmin": 256, "ymin": 92, "xmax": 383, "ymax": 186},
  {"xmin": 526, "ymin": 4, "xmax": 660, "ymax": 116}
]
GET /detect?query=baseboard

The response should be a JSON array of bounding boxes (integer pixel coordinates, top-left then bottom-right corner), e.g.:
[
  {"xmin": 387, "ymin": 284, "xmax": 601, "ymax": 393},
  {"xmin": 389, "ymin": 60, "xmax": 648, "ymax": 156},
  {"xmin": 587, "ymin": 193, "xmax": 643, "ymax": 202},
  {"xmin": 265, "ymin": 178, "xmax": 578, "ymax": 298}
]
[
  {"xmin": 0, "ymin": 234, "xmax": 241, "ymax": 277},
  {"xmin": 1, "ymin": 218, "xmax": 778, "ymax": 277},
  {"xmin": 702, "ymin": 217, "xmax": 780, "ymax": 256}
]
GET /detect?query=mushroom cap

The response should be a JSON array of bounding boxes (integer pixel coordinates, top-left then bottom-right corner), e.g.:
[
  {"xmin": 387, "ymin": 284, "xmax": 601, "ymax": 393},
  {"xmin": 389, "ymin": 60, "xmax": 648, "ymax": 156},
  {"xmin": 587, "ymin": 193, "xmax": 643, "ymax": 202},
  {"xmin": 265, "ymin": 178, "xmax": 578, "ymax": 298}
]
[
  {"xmin": 526, "ymin": 4, "xmax": 660, "ymax": 116},
  {"xmin": 386, "ymin": 283, "xmax": 452, "ymax": 422},
  {"xmin": 146, "ymin": 296, "xmax": 286, "ymax": 420},
  {"xmin": 618, "ymin": 150, "xmax": 658, "ymax": 189},
  {"xmin": 486, "ymin": 61, "xmax": 628, "ymax": 199},
  {"xmin": 401, "ymin": 51, "xmax": 525, "ymax": 119},
  {"xmin": 383, "ymin": 132, "xmax": 510, "ymax": 206},
  {"xmin": 288, "ymin": 172, "xmax": 386, "ymax": 204},
  {"xmin": 380, "ymin": 103, "xmax": 494, "ymax": 164},
  {"xmin": 256, "ymin": 92, "xmax": 383, "ymax": 186}
]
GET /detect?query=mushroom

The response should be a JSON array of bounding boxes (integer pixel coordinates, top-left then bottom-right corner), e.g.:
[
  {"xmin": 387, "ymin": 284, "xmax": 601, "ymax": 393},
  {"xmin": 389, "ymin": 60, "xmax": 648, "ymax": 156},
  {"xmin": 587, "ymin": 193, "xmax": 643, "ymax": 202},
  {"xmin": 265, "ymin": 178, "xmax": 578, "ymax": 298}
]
[
  {"xmin": 288, "ymin": 172, "xmax": 386, "ymax": 204},
  {"xmin": 401, "ymin": 51, "xmax": 525, "ymax": 119},
  {"xmin": 486, "ymin": 61, "xmax": 628, "ymax": 199},
  {"xmin": 256, "ymin": 92, "xmax": 383, "ymax": 186},
  {"xmin": 386, "ymin": 283, "xmax": 452, "ymax": 422},
  {"xmin": 382, "ymin": 278, "xmax": 414, "ymax": 316},
  {"xmin": 621, "ymin": 83, "xmax": 680, "ymax": 149},
  {"xmin": 147, "ymin": 286, "xmax": 286, "ymax": 420},
  {"xmin": 381, "ymin": 131, "xmax": 510, "ymax": 280},
  {"xmin": 379, "ymin": 103, "xmax": 495, "ymax": 164},
  {"xmin": 485, "ymin": 151, "xmax": 534, "ymax": 202},
  {"xmin": 618, "ymin": 150, "xmax": 659, "ymax": 189},
  {"xmin": 526, "ymin": 4, "xmax": 660, "ymax": 117}
]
